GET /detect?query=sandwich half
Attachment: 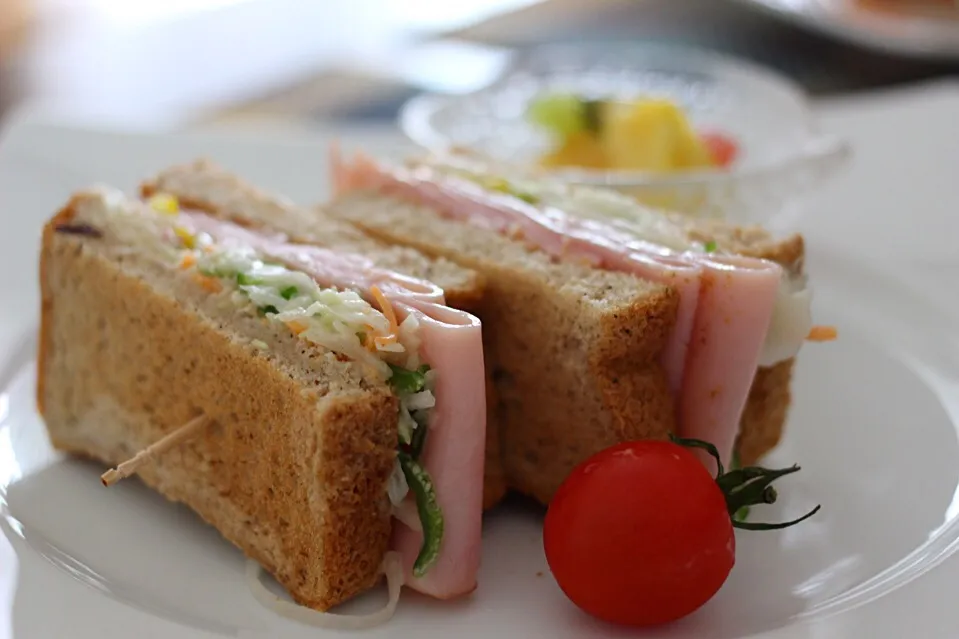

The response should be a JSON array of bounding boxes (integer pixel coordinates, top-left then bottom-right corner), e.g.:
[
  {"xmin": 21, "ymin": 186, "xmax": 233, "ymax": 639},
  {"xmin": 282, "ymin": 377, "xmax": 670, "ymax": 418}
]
[
  {"xmin": 326, "ymin": 151, "xmax": 827, "ymax": 505},
  {"xmin": 139, "ymin": 160, "xmax": 510, "ymax": 509},
  {"xmin": 38, "ymin": 186, "xmax": 486, "ymax": 611}
]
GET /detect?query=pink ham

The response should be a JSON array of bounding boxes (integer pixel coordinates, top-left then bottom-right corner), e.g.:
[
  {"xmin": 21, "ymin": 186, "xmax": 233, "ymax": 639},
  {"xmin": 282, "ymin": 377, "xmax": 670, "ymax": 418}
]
[
  {"xmin": 175, "ymin": 209, "xmax": 486, "ymax": 599},
  {"xmin": 680, "ymin": 256, "xmax": 781, "ymax": 472},
  {"xmin": 330, "ymin": 151, "xmax": 783, "ymax": 469},
  {"xmin": 183, "ymin": 212, "xmax": 447, "ymax": 305},
  {"xmin": 389, "ymin": 300, "xmax": 486, "ymax": 598}
]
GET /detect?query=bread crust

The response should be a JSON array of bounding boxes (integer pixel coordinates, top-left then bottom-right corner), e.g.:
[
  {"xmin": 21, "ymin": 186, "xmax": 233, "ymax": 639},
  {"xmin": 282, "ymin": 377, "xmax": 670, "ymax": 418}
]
[
  {"xmin": 738, "ymin": 359, "xmax": 794, "ymax": 465},
  {"xmin": 36, "ymin": 198, "xmax": 78, "ymax": 416},
  {"xmin": 38, "ymin": 210, "xmax": 397, "ymax": 611}
]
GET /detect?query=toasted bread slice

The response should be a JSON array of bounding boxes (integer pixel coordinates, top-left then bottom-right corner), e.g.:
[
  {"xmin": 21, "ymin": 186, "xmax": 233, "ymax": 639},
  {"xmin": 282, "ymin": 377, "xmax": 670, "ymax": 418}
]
[
  {"xmin": 38, "ymin": 193, "xmax": 398, "ymax": 611},
  {"xmin": 327, "ymin": 192, "xmax": 680, "ymax": 504}
]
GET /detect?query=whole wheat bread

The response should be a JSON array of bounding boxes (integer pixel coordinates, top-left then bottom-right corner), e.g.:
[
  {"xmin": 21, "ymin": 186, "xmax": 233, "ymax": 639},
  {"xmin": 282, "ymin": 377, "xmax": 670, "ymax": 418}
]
[
  {"xmin": 38, "ymin": 192, "xmax": 398, "ymax": 611},
  {"xmin": 325, "ymin": 190, "xmax": 804, "ymax": 504}
]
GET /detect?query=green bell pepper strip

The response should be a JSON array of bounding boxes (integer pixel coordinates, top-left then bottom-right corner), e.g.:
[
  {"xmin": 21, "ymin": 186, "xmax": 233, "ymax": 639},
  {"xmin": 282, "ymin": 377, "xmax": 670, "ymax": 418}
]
[{"xmin": 398, "ymin": 451, "xmax": 444, "ymax": 577}]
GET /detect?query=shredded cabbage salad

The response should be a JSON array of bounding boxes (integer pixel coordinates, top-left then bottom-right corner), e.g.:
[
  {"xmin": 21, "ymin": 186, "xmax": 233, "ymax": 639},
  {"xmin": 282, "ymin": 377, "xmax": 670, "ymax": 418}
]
[{"xmin": 195, "ymin": 244, "xmax": 399, "ymax": 375}]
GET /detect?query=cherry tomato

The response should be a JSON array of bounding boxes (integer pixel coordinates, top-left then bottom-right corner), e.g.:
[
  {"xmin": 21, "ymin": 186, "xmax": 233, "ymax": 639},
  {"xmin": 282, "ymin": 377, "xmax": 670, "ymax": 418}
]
[
  {"xmin": 543, "ymin": 440, "xmax": 735, "ymax": 627},
  {"xmin": 700, "ymin": 132, "xmax": 739, "ymax": 168}
]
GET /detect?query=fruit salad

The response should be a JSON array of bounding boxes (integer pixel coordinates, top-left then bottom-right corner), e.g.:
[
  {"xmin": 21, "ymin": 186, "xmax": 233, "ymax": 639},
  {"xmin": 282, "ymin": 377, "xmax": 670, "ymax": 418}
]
[{"xmin": 527, "ymin": 93, "xmax": 739, "ymax": 173}]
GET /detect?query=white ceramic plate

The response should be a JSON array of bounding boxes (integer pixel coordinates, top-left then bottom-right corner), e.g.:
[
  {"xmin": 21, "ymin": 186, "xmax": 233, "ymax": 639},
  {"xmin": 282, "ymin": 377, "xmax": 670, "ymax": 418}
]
[
  {"xmin": 1, "ymin": 106, "xmax": 959, "ymax": 639},
  {"xmin": 733, "ymin": 0, "xmax": 959, "ymax": 60}
]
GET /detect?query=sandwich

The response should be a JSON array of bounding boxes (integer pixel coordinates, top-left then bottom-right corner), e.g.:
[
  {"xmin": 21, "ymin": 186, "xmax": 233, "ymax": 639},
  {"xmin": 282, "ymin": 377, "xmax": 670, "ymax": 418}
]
[
  {"xmin": 325, "ymin": 150, "xmax": 834, "ymax": 504},
  {"xmin": 138, "ymin": 160, "xmax": 508, "ymax": 509},
  {"xmin": 37, "ymin": 181, "xmax": 488, "ymax": 616}
]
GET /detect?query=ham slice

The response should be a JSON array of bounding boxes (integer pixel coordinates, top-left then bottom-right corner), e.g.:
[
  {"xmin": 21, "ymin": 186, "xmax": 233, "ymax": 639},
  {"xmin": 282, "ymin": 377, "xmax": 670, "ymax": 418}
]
[
  {"xmin": 183, "ymin": 212, "xmax": 447, "ymax": 305},
  {"xmin": 680, "ymin": 256, "xmax": 780, "ymax": 472},
  {"xmin": 389, "ymin": 300, "xmax": 485, "ymax": 598},
  {"xmin": 178, "ymin": 210, "xmax": 486, "ymax": 599},
  {"xmin": 330, "ymin": 151, "xmax": 783, "ymax": 469}
]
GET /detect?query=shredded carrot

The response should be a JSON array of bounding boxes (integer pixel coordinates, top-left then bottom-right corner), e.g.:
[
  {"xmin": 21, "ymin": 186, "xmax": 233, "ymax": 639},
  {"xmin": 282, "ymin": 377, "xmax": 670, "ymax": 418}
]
[
  {"xmin": 807, "ymin": 325, "xmax": 838, "ymax": 342},
  {"xmin": 374, "ymin": 335, "xmax": 398, "ymax": 348},
  {"xmin": 286, "ymin": 321, "xmax": 308, "ymax": 336},
  {"xmin": 193, "ymin": 273, "xmax": 221, "ymax": 293},
  {"xmin": 369, "ymin": 285, "xmax": 400, "ymax": 346},
  {"xmin": 179, "ymin": 254, "xmax": 197, "ymax": 270}
]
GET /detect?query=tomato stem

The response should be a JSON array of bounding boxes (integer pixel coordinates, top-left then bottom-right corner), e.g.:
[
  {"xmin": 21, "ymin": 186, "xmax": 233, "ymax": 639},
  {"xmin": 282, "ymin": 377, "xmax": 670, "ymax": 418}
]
[
  {"xmin": 670, "ymin": 436, "xmax": 724, "ymax": 478},
  {"xmin": 668, "ymin": 435, "xmax": 821, "ymax": 531},
  {"xmin": 732, "ymin": 505, "xmax": 822, "ymax": 531}
]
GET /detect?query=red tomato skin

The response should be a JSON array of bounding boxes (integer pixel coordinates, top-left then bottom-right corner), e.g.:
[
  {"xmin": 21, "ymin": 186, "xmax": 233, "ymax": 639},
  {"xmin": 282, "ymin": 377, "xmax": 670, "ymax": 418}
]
[
  {"xmin": 700, "ymin": 131, "xmax": 739, "ymax": 168},
  {"xmin": 543, "ymin": 440, "xmax": 735, "ymax": 628}
]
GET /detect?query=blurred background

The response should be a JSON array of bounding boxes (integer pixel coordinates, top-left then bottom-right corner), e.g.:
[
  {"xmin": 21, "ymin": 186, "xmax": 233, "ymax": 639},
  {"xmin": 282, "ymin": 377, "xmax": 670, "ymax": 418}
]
[{"xmin": 0, "ymin": 0, "xmax": 956, "ymax": 133}]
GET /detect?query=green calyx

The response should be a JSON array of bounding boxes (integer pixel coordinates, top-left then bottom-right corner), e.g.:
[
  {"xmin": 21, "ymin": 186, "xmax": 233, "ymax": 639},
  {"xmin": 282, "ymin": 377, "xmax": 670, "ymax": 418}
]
[{"xmin": 670, "ymin": 435, "xmax": 821, "ymax": 531}]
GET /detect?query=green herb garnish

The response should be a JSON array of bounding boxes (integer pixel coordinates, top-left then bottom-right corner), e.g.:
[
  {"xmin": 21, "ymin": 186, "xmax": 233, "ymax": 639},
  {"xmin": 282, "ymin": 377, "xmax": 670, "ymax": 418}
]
[
  {"xmin": 387, "ymin": 364, "xmax": 431, "ymax": 395},
  {"xmin": 398, "ymin": 451, "xmax": 444, "ymax": 577},
  {"xmin": 258, "ymin": 305, "xmax": 279, "ymax": 316},
  {"xmin": 280, "ymin": 286, "xmax": 299, "ymax": 300},
  {"xmin": 236, "ymin": 272, "xmax": 260, "ymax": 286},
  {"xmin": 703, "ymin": 240, "xmax": 717, "ymax": 253}
]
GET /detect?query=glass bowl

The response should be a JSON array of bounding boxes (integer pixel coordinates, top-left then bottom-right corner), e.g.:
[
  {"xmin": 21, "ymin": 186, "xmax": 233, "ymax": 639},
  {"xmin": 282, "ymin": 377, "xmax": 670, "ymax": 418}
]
[{"xmin": 398, "ymin": 43, "xmax": 851, "ymax": 226}]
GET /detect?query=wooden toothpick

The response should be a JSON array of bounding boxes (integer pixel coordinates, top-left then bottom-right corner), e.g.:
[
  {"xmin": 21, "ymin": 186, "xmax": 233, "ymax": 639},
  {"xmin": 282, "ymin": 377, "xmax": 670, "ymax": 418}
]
[{"xmin": 100, "ymin": 414, "xmax": 211, "ymax": 487}]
